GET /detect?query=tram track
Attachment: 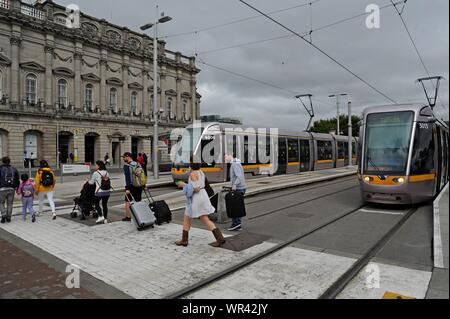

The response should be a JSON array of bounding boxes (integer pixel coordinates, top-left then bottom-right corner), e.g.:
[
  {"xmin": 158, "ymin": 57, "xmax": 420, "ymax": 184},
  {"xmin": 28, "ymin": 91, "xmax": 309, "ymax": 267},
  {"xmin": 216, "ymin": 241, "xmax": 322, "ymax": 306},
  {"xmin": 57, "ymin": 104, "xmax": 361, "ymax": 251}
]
[{"xmin": 165, "ymin": 199, "xmax": 420, "ymax": 299}]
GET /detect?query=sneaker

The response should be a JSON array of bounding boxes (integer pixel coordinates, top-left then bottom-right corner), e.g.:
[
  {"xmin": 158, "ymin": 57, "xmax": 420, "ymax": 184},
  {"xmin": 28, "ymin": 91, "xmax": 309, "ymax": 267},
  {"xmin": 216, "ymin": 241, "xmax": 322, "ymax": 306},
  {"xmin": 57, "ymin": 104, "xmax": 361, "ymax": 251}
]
[
  {"xmin": 122, "ymin": 217, "xmax": 131, "ymax": 222},
  {"xmin": 228, "ymin": 223, "xmax": 241, "ymax": 231},
  {"xmin": 6, "ymin": 217, "xmax": 11, "ymax": 223},
  {"xmin": 52, "ymin": 213, "xmax": 56, "ymax": 220},
  {"xmin": 96, "ymin": 216, "xmax": 105, "ymax": 224},
  {"xmin": 1, "ymin": 217, "xmax": 5, "ymax": 224},
  {"xmin": 32, "ymin": 215, "xmax": 36, "ymax": 223},
  {"xmin": 104, "ymin": 219, "xmax": 108, "ymax": 224}
]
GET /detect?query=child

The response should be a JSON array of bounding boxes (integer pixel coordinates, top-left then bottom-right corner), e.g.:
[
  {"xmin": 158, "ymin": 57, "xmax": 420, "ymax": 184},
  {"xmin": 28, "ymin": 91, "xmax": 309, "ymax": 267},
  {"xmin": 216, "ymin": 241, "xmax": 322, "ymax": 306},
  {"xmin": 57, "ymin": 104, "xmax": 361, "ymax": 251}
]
[{"xmin": 17, "ymin": 174, "xmax": 36, "ymax": 222}]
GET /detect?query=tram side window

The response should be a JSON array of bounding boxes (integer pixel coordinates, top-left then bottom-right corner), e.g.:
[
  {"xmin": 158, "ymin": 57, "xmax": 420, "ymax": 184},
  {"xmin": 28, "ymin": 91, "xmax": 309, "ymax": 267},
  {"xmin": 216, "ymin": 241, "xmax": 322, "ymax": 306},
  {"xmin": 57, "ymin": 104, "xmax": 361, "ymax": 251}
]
[
  {"xmin": 243, "ymin": 135, "xmax": 257, "ymax": 164},
  {"xmin": 226, "ymin": 134, "xmax": 237, "ymax": 157},
  {"xmin": 288, "ymin": 139, "xmax": 299, "ymax": 162},
  {"xmin": 200, "ymin": 136, "xmax": 220, "ymax": 166},
  {"xmin": 300, "ymin": 140, "xmax": 310, "ymax": 169},
  {"xmin": 410, "ymin": 123, "xmax": 435, "ymax": 175},
  {"xmin": 257, "ymin": 135, "xmax": 271, "ymax": 165},
  {"xmin": 337, "ymin": 142, "xmax": 347, "ymax": 159},
  {"xmin": 317, "ymin": 140, "xmax": 333, "ymax": 161}
]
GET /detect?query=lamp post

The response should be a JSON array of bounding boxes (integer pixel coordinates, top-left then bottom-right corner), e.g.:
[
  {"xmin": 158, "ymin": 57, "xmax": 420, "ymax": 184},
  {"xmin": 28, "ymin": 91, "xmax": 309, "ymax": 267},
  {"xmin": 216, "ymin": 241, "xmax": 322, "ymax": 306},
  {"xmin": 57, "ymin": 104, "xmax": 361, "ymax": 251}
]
[
  {"xmin": 347, "ymin": 101, "xmax": 353, "ymax": 168},
  {"xmin": 329, "ymin": 93, "xmax": 347, "ymax": 135},
  {"xmin": 141, "ymin": 7, "xmax": 172, "ymax": 180}
]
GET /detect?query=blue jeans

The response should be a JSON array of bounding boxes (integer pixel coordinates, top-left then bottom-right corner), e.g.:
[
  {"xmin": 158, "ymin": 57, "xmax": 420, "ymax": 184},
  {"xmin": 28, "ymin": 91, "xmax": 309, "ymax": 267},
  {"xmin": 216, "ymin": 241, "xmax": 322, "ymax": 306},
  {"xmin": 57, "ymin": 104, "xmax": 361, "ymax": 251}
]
[
  {"xmin": 22, "ymin": 196, "xmax": 35, "ymax": 220},
  {"xmin": 232, "ymin": 189, "xmax": 246, "ymax": 226}
]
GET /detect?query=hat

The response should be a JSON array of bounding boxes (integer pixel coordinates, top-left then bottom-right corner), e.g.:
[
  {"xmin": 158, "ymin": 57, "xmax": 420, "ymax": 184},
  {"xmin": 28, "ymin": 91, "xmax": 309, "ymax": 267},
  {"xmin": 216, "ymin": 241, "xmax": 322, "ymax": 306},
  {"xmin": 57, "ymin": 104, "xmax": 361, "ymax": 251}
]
[{"xmin": 122, "ymin": 152, "xmax": 132, "ymax": 158}]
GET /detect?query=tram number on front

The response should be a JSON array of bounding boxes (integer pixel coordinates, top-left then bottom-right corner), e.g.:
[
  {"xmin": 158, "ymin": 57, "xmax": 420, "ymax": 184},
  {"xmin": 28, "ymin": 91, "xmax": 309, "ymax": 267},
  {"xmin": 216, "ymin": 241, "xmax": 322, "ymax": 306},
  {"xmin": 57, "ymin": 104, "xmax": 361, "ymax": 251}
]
[{"xmin": 419, "ymin": 123, "xmax": 429, "ymax": 130}]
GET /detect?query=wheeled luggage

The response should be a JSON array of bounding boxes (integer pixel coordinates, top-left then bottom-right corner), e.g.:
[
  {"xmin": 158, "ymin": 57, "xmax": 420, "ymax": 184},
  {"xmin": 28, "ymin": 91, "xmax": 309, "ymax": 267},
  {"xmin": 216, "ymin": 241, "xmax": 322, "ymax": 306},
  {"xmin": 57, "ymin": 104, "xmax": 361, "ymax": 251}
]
[
  {"xmin": 126, "ymin": 192, "xmax": 156, "ymax": 231},
  {"xmin": 225, "ymin": 190, "xmax": 246, "ymax": 218},
  {"xmin": 145, "ymin": 190, "xmax": 172, "ymax": 225}
]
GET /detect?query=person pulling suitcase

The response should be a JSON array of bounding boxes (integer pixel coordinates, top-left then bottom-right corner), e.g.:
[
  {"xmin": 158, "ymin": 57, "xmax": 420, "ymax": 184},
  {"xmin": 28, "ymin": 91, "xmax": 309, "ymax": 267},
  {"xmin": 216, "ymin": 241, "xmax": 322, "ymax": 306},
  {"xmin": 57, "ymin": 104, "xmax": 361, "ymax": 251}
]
[{"xmin": 225, "ymin": 153, "xmax": 246, "ymax": 231}]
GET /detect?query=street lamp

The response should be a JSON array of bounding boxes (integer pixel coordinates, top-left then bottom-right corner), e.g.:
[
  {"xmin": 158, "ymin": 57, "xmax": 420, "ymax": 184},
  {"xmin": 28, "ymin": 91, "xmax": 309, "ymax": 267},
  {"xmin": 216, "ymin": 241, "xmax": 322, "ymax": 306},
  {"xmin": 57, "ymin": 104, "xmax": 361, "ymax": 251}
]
[
  {"xmin": 140, "ymin": 8, "xmax": 172, "ymax": 180},
  {"xmin": 328, "ymin": 94, "xmax": 347, "ymax": 135}
]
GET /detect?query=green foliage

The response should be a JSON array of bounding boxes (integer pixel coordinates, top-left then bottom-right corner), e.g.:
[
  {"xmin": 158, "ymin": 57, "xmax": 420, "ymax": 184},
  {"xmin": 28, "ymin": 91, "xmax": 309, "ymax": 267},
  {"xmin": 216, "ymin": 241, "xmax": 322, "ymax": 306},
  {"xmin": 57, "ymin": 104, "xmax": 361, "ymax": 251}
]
[{"xmin": 310, "ymin": 115, "xmax": 361, "ymax": 136}]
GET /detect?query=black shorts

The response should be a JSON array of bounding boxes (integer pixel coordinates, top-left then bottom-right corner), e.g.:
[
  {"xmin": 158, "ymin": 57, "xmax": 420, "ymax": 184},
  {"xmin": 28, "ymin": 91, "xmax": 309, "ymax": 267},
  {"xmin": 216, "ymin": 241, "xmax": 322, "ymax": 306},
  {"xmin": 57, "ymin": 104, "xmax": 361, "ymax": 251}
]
[{"xmin": 125, "ymin": 186, "xmax": 143, "ymax": 202}]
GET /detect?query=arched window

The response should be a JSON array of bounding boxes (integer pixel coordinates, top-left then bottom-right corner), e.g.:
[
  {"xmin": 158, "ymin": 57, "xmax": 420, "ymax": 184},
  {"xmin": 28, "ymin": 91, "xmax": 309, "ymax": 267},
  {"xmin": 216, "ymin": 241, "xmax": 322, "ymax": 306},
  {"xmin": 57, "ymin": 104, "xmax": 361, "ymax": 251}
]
[
  {"xmin": 182, "ymin": 100, "xmax": 189, "ymax": 121},
  {"xmin": 26, "ymin": 74, "xmax": 37, "ymax": 105},
  {"xmin": 110, "ymin": 88, "xmax": 118, "ymax": 113},
  {"xmin": 131, "ymin": 91, "xmax": 138, "ymax": 115},
  {"xmin": 168, "ymin": 97, "xmax": 175, "ymax": 119},
  {"xmin": 149, "ymin": 94, "xmax": 154, "ymax": 118},
  {"xmin": 85, "ymin": 84, "xmax": 93, "ymax": 111},
  {"xmin": 58, "ymin": 79, "xmax": 68, "ymax": 108}
]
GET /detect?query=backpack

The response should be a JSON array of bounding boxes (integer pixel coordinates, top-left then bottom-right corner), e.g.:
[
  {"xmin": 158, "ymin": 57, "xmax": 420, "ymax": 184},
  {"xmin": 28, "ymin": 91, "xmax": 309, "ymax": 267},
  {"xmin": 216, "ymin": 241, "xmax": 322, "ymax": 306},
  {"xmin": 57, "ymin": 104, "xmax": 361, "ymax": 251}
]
[
  {"xmin": 1, "ymin": 166, "xmax": 15, "ymax": 188},
  {"xmin": 130, "ymin": 164, "xmax": 146, "ymax": 188},
  {"xmin": 97, "ymin": 171, "xmax": 111, "ymax": 191},
  {"xmin": 22, "ymin": 183, "xmax": 34, "ymax": 197},
  {"xmin": 40, "ymin": 170, "xmax": 54, "ymax": 187}
]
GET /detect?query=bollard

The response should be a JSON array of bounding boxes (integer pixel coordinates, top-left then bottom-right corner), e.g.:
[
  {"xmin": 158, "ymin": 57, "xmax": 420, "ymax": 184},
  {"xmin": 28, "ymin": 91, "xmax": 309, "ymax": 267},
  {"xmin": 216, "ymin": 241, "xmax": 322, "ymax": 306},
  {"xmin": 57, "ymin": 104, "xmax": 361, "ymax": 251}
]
[{"xmin": 211, "ymin": 188, "xmax": 231, "ymax": 224}]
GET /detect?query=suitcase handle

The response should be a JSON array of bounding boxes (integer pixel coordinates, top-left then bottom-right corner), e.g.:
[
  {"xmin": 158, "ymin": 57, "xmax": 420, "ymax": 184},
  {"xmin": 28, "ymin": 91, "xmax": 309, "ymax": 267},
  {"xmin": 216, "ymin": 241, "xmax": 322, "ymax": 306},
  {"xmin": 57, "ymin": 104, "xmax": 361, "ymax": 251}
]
[
  {"xmin": 144, "ymin": 189, "xmax": 155, "ymax": 203},
  {"xmin": 125, "ymin": 191, "xmax": 136, "ymax": 203}
]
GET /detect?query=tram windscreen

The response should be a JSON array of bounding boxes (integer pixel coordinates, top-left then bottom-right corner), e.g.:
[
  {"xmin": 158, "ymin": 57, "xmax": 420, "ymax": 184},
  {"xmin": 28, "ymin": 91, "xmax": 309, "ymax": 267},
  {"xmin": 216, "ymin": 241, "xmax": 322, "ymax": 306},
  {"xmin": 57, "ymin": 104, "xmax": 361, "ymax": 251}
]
[
  {"xmin": 364, "ymin": 111, "xmax": 414, "ymax": 175},
  {"xmin": 173, "ymin": 127, "xmax": 204, "ymax": 164}
]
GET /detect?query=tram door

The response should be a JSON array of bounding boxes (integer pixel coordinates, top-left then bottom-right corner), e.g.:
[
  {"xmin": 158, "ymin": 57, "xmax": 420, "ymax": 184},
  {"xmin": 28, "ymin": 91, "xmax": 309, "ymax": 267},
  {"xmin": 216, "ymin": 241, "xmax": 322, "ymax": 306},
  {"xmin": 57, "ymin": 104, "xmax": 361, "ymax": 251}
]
[
  {"xmin": 277, "ymin": 138, "xmax": 287, "ymax": 175},
  {"xmin": 300, "ymin": 139, "xmax": 310, "ymax": 172}
]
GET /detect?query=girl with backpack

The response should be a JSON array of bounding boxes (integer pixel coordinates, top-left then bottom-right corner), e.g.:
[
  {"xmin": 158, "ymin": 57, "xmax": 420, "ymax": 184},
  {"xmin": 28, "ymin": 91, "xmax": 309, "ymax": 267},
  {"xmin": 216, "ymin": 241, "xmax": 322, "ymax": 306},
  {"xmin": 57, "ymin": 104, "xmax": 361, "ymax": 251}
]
[
  {"xmin": 35, "ymin": 160, "xmax": 57, "ymax": 220},
  {"xmin": 89, "ymin": 160, "xmax": 111, "ymax": 224},
  {"xmin": 17, "ymin": 174, "xmax": 36, "ymax": 222}
]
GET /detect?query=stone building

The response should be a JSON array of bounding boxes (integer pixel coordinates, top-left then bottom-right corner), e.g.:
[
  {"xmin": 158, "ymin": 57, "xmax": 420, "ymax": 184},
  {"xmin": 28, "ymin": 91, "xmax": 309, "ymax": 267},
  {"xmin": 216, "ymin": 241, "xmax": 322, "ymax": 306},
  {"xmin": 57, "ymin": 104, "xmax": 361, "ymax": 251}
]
[{"xmin": 0, "ymin": 0, "xmax": 201, "ymax": 168}]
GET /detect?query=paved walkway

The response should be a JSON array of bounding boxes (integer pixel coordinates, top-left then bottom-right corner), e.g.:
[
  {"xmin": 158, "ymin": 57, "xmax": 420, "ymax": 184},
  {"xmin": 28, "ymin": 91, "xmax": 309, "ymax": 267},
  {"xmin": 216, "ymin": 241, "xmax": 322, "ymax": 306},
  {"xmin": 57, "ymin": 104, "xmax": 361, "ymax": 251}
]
[{"xmin": 427, "ymin": 183, "xmax": 449, "ymax": 299}]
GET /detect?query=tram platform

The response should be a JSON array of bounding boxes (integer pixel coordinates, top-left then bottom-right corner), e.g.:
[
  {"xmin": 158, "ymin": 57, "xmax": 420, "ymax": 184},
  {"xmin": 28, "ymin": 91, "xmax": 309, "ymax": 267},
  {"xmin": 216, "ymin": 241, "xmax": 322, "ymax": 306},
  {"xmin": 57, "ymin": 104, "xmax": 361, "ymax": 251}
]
[{"xmin": 427, "ymin": 183, "xmax": 449, "ymax": 299}]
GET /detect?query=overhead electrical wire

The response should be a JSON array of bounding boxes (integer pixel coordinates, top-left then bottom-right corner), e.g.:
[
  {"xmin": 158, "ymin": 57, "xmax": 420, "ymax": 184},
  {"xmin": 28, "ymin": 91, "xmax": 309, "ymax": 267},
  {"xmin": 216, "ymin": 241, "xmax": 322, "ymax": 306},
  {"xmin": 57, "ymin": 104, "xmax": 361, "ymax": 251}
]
[
  {"xmin": 161, "ymin": 0, "xmax": 321, "ymax": 39},
  {"xmin": 238, "ymin": 0, "xmax": 398, "ymax": 104}
]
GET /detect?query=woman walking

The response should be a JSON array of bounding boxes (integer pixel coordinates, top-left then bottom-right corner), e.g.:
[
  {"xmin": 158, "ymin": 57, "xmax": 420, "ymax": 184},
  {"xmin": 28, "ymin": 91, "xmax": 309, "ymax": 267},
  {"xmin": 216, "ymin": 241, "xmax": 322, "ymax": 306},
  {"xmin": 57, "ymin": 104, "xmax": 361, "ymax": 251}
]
[
  {"xmin": 35, "ymin": 160, "xmax": 56, "ymax": 220},
  {"xmin": 89, "ymin": 160, "xmax": 111, "ymax": 224},
  {"xmin": 175, "ymin": 160, "xmax": 225, "ymax": 247}
]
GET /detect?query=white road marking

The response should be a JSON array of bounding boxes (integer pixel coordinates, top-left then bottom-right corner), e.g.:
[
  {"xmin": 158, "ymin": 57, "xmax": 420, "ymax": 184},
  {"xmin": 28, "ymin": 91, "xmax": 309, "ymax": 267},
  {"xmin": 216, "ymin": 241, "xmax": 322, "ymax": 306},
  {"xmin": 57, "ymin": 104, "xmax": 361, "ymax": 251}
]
[{"xmin": 359, "ymin": 209, "xmax": 405, "ymax": 216}]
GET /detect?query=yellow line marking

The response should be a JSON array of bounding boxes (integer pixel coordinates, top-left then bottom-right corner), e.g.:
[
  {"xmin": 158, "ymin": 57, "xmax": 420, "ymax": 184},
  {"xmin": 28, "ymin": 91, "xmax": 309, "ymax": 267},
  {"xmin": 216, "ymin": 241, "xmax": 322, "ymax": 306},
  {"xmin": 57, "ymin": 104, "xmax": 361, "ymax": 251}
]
[{"xmin": 382, "ymin": 291, "xmax": 415, "ymax": 299}]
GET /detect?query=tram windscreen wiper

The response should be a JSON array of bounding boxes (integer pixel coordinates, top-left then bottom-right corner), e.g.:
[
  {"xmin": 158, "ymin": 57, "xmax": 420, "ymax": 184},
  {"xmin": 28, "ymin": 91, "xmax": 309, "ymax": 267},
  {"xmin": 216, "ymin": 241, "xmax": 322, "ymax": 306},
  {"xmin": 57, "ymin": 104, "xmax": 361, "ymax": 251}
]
[{"xmin": 367, "ymin": 155, "xmax": 386, "ymax": 180}]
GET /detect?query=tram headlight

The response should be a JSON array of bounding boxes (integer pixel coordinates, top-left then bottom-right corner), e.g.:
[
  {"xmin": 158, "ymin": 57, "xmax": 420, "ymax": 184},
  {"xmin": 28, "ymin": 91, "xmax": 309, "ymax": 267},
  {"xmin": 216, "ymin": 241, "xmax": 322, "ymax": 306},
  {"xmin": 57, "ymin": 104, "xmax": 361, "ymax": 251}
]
[
  {"xmin": 364, "ymin": 176, "xmax": 373, "ymax": 182},
  {"xmin": 393, "ymin": 177, "xmax": 405, "ymax": 184}
]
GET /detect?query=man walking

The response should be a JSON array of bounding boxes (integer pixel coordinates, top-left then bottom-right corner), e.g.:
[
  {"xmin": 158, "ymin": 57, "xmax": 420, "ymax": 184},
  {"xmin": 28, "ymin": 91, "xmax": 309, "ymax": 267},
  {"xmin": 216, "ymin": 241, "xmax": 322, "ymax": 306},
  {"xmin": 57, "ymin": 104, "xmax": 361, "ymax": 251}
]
[
  {"xmin": 225, "ymin": 153, "xmax": 246, "ymax": 231},
  {"xmin": 122, "ymin": 152, "xmax": 146, "ymax": 222},
  {"xmin": 0, "ymin": 157, "xmax": 20, "ymax": 223}
]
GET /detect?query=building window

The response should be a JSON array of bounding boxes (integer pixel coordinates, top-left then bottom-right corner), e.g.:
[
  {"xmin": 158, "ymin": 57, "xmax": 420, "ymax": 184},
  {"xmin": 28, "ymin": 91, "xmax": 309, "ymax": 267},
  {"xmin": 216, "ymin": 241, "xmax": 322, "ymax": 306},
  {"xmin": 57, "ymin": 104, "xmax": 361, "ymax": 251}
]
[
  {"xmin": 85, "ymin": 84, "xmax": 93, "ymax": 111},
  {"xmin": 168, "ymin": 98, "xmax": 175, "ymax": 119},
  {"xmin": 0, "ymin": 70, "xmax": 3, "ymax": 100},
  {"xmin": 110, "ymin": 88, "xmax": 118, "ymax": 113},
  {"xmin": 26, "ymin": 74, "xmax": 37, "ymax": 105},
  {"xmin": 131, "ymin": 91, "xmax": 138, "ymax": 115},
  {"xmin": 149, "ymin": 94, "xmax": 154, "ymax": 118},
  {"xmin": 0, "ymin": 132, "xmax": 4, "ymax": 159},
  {"xmin": 58, "ymin": 79, "xmax": 68, "ymax": 108},
  {"xmin": 183, "ymin": 100, "xmax": 190, "ymax": 121}
]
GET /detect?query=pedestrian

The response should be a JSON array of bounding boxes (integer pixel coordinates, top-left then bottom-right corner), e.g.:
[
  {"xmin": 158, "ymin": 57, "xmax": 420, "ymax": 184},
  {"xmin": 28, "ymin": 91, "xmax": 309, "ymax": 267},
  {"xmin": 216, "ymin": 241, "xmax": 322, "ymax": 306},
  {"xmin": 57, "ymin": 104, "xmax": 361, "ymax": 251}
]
[
  {"xmin": 142, "ymin": 152, "xmax": 148, "ymax": 177},
  {"xmin": 69, "ymin": 152, "xmax": 74, "ymax": 164},
  {"xmin": 122, "ymin": 152, "xmax": 146, "ymax": 222},
  {"xmin": 35, "ymin": 160, "xmax": 57, "ymax": 220},
  {"xmin": 175, "ymin": 158, "xmax": 226, "ymax": 247},
  {"xmin": 17, "ymin": 173, "xmax": 36, "ymax": 222},
  {"xmin": 89, "ymin": 160, "xmax": 111, "ymax": 224},
  {"xmin": 104, "ymin": 153, "xmax": 111, "ymax": 166},
  {"xmin": 0, "ymin": 156, "xmax": 20, "ymax": 223},
  {"xmin": 225, "ymin": 153, "xmax": 246, "ymax": 231}
]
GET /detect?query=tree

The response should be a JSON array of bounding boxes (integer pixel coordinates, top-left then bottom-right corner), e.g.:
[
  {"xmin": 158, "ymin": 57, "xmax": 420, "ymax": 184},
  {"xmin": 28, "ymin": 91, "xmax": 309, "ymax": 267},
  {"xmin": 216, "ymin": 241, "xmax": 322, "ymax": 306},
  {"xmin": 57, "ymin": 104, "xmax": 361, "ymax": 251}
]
[{"xmin": 309, "ymin": 115, "xmax": 361, "ymax": 137}]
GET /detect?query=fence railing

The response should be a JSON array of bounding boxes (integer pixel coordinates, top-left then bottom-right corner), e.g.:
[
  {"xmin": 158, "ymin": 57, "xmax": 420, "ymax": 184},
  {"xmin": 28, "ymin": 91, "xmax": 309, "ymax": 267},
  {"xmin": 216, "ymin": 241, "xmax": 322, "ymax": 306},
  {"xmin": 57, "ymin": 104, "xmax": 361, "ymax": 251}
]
[
  {"xmin": 20, "ymin": 2, "xmax": 46, "ymax": 20},
  {"xmin": 0, "ymin": 0, "xmax": 10, "ymax": 10}
]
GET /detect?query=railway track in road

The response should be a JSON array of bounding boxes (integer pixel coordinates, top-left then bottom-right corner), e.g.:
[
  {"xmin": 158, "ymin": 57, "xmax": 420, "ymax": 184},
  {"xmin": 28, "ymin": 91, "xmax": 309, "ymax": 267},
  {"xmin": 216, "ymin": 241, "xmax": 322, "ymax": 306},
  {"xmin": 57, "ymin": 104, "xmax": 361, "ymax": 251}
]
[{"xmin": 165, "ymin": 198, "xmax": 421, "ymax": 299}]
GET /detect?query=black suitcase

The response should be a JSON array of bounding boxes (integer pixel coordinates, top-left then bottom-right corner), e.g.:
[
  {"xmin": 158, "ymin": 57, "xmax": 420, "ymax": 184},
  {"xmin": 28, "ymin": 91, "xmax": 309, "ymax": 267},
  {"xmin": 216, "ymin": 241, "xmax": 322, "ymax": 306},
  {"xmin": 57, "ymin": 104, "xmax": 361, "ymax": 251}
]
[
  {"xmin": 225, "ymin": 191, "xmax": 246, "ymax": 218},
  {"xmin": 145, "ymin": 190, "xmax": 172, "ymax": 225}
]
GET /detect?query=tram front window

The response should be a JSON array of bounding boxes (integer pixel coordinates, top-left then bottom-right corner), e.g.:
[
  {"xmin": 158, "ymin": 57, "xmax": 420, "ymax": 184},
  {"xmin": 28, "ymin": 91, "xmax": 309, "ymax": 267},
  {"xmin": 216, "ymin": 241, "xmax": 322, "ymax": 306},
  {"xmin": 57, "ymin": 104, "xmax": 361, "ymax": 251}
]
[
  {"xmin": 364, "ymin": 111, "xmax": 414, "ymax": 175},
  {"xmin": 174, "ymin": 127, "xmax": 204, "ymax": 164}
]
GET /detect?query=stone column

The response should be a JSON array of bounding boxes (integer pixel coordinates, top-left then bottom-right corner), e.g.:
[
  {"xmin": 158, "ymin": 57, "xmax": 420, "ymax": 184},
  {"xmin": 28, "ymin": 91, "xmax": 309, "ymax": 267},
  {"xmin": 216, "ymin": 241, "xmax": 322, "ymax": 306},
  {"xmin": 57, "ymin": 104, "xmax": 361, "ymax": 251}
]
[
  {"xmin": 190, "ymin": 79, "xmax": 197, "ymax": 121},
  {"xmin": 44, "ymin": 34, "xmax": 55, "ymax": 110},
  {"xmin": 100, "ymin": 49, "xmax": 108, "ymax": 113},
  {"xmin": 73, "ymin": 45, "xmax": 83, "ymax": 111},
  {"xmin": 122, "ymin": 55, "xmax": 129, "ymax": 115},
  {"xmin": 9, "ymin": 28, "xmax": 21, "ymax": 107},
  {"xmin": 142, "ymin": 61, "xmax": 150, "ymax": 117}
]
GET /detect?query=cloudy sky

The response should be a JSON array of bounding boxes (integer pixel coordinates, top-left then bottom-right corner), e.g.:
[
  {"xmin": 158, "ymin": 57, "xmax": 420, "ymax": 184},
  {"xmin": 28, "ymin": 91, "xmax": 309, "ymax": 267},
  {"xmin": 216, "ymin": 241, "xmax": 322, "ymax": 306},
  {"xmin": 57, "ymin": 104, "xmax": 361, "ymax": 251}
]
[{"xmin": 58, "ymin": 0, "xmax": 449, "ymax": 130}]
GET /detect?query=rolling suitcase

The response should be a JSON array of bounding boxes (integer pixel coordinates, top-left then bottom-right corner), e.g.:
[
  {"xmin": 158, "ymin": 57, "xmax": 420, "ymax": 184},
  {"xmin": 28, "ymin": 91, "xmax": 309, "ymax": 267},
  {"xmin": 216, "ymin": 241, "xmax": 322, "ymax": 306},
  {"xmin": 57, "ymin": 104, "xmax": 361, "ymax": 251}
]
[
  {"xmin": 126, "ymin": 192, "xmax": 156, "ymax": 231},
  {"xmin": 145, "ymin": 190, "xmax": 172, "ymax": 225},
  {"xmin": 225, "ymin": 190, "xmax": 246, "ymax": 218}
]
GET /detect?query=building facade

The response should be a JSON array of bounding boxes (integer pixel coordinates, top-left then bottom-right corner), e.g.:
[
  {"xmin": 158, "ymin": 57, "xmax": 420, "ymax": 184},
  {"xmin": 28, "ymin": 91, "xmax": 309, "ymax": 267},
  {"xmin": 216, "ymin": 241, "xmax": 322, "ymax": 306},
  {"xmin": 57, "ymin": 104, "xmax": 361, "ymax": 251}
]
[{"xmin": 0, "ymin": 0, "xmax": 201, "ymax": 167}]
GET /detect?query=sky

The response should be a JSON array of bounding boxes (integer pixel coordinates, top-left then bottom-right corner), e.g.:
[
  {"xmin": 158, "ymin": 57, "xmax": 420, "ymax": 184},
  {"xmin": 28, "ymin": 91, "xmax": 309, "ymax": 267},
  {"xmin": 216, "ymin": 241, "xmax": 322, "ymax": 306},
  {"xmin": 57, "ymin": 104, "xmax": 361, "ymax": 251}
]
[{"xmin": 56, "ymin": 0, "xmax": 449, "ymax": 130}]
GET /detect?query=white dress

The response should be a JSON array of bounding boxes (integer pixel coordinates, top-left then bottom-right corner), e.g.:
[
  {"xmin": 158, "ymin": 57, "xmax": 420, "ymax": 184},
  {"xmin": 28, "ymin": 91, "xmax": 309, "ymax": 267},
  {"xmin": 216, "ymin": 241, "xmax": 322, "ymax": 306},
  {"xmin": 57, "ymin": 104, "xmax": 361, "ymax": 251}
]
[{"xmin": 185, "ymin": 170, "xmax": 215, "ymax": 218}]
